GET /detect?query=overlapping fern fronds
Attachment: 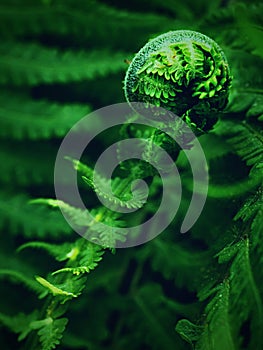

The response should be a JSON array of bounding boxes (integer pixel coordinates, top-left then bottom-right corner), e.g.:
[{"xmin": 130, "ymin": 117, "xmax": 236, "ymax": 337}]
[{"xmin": 0, "ymin": 1, "xmax": 263, "ymax": 350}]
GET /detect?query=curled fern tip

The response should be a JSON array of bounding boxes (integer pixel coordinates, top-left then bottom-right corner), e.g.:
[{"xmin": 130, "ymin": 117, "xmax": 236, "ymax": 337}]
[{"xmin": 124, "ymin": 30, "xmax": 232, "ymax": 134}]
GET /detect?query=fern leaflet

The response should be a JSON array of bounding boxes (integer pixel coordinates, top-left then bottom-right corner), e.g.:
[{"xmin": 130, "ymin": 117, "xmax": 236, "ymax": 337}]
[
  {"xmin": 217, "ymin": 238, "xmax": 263, "ymax": 348},
  {"xmin": 0, "ymin": 92, "xmax": 90, "ymax": 140},
  {"xmin": 0, "ymin": 42, "xmax": 127, "ymax": 85},
  {"xmin": 0, "ymin": 311, "xmax": 39, "ymax": 341},
  {"xmin": 30, "ymin": 317, "xmax": 68, "ymax": 350},
  {"xmin": 0, "ymin": 192, "xmax": 71, "ymax": 238},
  {"xmin": 0, "ymin": 269, "xmax": 44, "ymax": 296},
  {"xmin": 176, "ymin": 280, "xmax": 235, "ymax": 350}
]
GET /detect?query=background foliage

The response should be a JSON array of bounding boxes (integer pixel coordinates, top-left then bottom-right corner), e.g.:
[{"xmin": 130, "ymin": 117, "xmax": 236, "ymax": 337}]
[{"xmin": 0, "ymin": 0, "xmax": 262, "ymax": 349}]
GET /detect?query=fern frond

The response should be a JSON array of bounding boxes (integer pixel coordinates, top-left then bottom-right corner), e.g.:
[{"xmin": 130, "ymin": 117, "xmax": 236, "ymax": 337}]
[
  {"xmin": 82, "ymin": 174, "xmax": 148, "ymax": 210},
  {"xmin": 0, "ymin": 2, "xmax": 171, "ymax": 50},
  {"xmin": 175, "ymin": 319, "xmax": 203, "ymax": 347},
  {"xmin": 198, "ymin": 280, "xmax": 235, "ymax": 350},
  {"xmin": 19, "ymin": 239, "xmax": 104, "ymax": 276},
  {"xmin": 35, "ymin": 275, "xmax": 87, "ymax": 304},
  {"xmin": 247, "ymin": 94, "xmax": 263, "ymax": 119},
  {"xmin": 30, "ymin": 316, "xmax": 68, "ymax": 350},
  {"xmin": 0, "ymin": 92, "xmax": 90, "ymax": 140},
  {"xmin": 31, "ymin": 198, "xmax": 126, "ymax": 247},
  {"xmin": 68, "ymin": 157, "xmax": 148, "ymax": 210},
  {"xmin": 145, "ymin": 238, "xmax": 210, "ymax": 290},
  {"xmin": 226, "ymin": 239, "xmax": 263, "ymax": 318},
  {"xmin": 0, "ymin": 269, "xmax": 44, "ymax": 296},
  {"xmin": 201, "ymin": 2, "xmax": 263, "ymax": 54},
  {"xmin": 228, "ymin": 122, "xmax": 263, "ymax": 171},
  {"xmin": 0, "ymin": 42, "xmax": 127, "ymax": 85},
  {"xmin": 0, "ymin": 309, "xmax": 68, "ymax": 350},
  {"xmin": 215, "ymin": 119, "xmax": 263, "ymax": 173},
  {"xmin": 78, "ymin": 240, "xmax": 104, "ymax": 269},
  {"xmin": 0, "ymin": 192, "xmax": 71, "ymax": 238},
  {"xmin": 52, "ymin": 240, "xmax": 104, "ymax": 275},
  {"xmin": 0, "ymin": 311, "xmax": 39, "ymax": 341},
  {"xmin": 60, "ymin": 157, "xmax": 147, "ymax": 213},
  {"xmin": 232, "ymin": 2, "xmax": 263, "ymax": 58},
  {"xmin": 18, "ymin": 241, "xmax": 76, "ymax": 262},
  {"xmin": 31, "ymin": 199, "xmax": 91, "ymax": 227},
  {"xmin": 91, "ymin": 225, "xmax": 127, "ymax": 248},
  {"xmin": 72, "ymin": 156, "xmax": 155, "ymax": 237},
  {"xmin": 228, "ymin": 89, "xmax": 263, "ymax": 120},
  {"xmin": 238, "ymin": 187, "xmax": 263, "ymax": 266},
  {"xmin": 176, "ymin": 280, "xmax": 234, "ymax": 350},
  {"xmin": 35, "ymin": 276, "xmax": 79, "ymax": 301},
  {"xmin": 0, "ymin": 4, "xmax": 67, "ymax": 38},
  {"xmin": 51, "ymin": 266, "xmax": 90, "ymax": 276},
  {"xmin": 217, "ymin": 238, "xmax": 263, "ymax": 348},
  {"xmin": 234, "ymin": 187, "xmax": 263, "ymax": 227}
]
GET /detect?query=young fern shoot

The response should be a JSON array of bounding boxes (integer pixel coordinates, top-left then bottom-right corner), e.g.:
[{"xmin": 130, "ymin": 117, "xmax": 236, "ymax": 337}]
[{"xmin": 124, "ymin": 30, "xmax": 232, "ymax": 135}]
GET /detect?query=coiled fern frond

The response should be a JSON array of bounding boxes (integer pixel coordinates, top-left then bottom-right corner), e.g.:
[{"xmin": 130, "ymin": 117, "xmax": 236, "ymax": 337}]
[{"xmin": 124, "ymin": 30, "xmax": 232, "ymax": 134}]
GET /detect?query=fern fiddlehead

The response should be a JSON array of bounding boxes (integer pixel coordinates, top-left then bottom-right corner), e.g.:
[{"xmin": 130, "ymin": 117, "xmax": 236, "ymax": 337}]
[{"xmin": 124, "ymin": 30, "xmax": 232, "ymax": 134}]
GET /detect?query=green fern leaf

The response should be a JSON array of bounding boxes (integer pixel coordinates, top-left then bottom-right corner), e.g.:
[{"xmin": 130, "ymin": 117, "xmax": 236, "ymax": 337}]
[
  {"xmin": 0, "ymin": 42, "xmax": 127, "ymax": 85},
  {"xmin": 0, "ymin": 311, "xmax": 39, "ymax": 341},
  {"xmin": 31, "ymin": 198, "xmax": 92, "ymax": 227},
  {"xmin": 234, "ymin": 187, "xmax": 263, "ymax": 225},
  {"xmin": 246, "ymin": 188, "xmax": 263, "ymax": 265},
  {"xmin": 0, "ymin": 4, "xmax": 67, "ymax": 38},
  {"xmin": 201, "ymin": 10, "xmax": 240, "ymax": 52},
  {"xmin": 215, "ymin": 119, "xmax": 263, "ymax": 173},
  {"xmin": 78, "ymin": 241, "xmax": 104, "ymax": 269},
  {"xmin": 71, "ymin": 157, "xmax": 148, "ymax": 211},
  {"xmin": 91, "ymin": 225, "xmax": 127, "ymax": 248},
  {"xmin": 175, "ymin": 319, "xmax": 203, "ymax": 346},
  {"xmin": 31, "ymin": 198, "xmax": 126, "ymax": 247},
  {"xmin": 246, "ymin": 94, "xmax": 263, "ymax": 119},
  {"xmin": 51, "ymin": 266, "xmax": 91, "ymax": 276},
  {"xmin": 30, "ymin": 317, "xmax": 68, "ymax": 350},
  {"xmin": 218, "ymin": 238, "xmax": 263, "ymax": 348},
  {"xmin": 65, "ymin": 158, "xmax": 148, "ymax": 211},
  {"xmin": 145, "ymin": 238, "xmax": 210, "ymax": 289},
  {"xmin": 20, "ymin": 239, "xmax": 104, "ymax": 275},
  {"xmin": 228, "ymin": 122, "xmax": 263, "ymax": 170},
  {"xmin": 83, "ymin": 174, "xmax": 148, "ymax": 210},
  {"xmin": 234, "ymin": 181, "xmax": 263, "ymax": 271},
  {"xmin": 176, "ymin": 280, "xmax": 235, "ymax": 350},
  {"xmin": 198, "ymin": 280, "xmax": 235, "ymax": 350},
  {"xmin": 35, "ymin": 276, "xmax": 79, "ymax": 301},
  {"xmin": 233, "ymin": 2, "xmax": 263, "ymax": 58},
  {"xmin": 0, "ymin": 1, "xmax": 171, "ymax": 51},
  {"xmin": 0, "ymin": 192, "xmax": 71, "ymax": 238},
  {"xmin": 0, "ymin": 269, "xmax": 44, "ymax": 296},
  {"xmin": 18, "ymin": 241, "xmax": 77, "ymax": 262},
  {"xmin": 0, "ymin": 92, "xmax": 90, "ymax": 140},
  {"xmin": 215, "ymin": 241, "xmax": 241, "ymax": 264}
]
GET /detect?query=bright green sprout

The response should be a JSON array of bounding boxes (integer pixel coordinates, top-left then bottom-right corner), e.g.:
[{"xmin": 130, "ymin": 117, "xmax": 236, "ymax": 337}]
[{"xmin": 124, "ymin": 30, "xmax": 232, "ymax": 134}]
